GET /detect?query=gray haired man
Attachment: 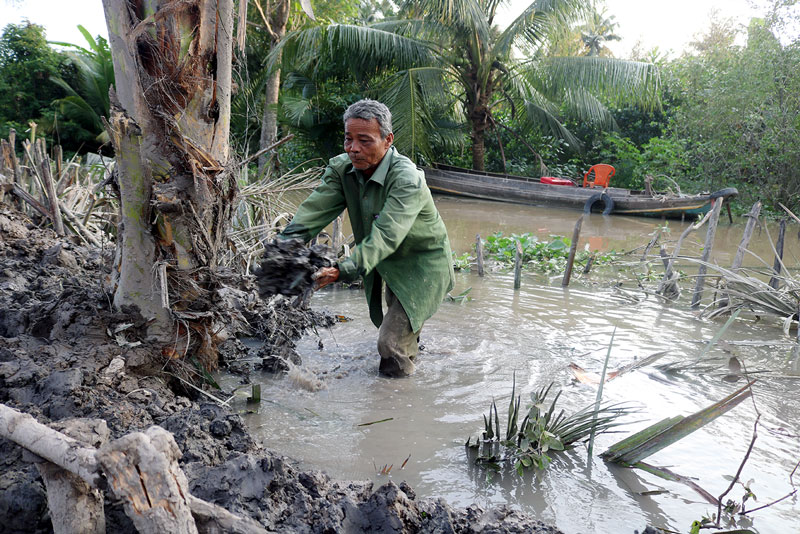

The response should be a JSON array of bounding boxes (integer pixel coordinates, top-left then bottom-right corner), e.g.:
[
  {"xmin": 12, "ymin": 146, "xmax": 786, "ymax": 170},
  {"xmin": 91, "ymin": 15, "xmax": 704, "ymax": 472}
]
[{"xmin": 281, "ymin": 99, "xmax": 455, "ymax": 377}]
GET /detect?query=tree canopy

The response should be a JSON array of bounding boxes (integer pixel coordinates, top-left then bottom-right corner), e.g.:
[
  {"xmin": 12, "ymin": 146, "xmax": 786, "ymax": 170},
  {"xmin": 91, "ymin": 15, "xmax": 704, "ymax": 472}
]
[{"xmin": 274, "ymin": 0, "xmax": 660, "ymax": 171}]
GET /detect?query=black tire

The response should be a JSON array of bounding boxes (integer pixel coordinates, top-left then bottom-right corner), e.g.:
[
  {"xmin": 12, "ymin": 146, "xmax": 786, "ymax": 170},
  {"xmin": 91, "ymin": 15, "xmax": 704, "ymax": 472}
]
[
  {"xmin": 709, "ymin": 187, "xmax": 739, "ymax": 200},
  {"xmin": 583, "ymin": 192, "xmax": 615, "ymax": 215}
]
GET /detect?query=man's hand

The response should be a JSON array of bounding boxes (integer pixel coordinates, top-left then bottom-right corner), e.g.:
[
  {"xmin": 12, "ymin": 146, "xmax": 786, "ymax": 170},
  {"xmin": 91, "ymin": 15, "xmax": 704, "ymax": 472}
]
[{"xmin": 312, "ymin": 266, "xmax": 339, "ymax": 290}]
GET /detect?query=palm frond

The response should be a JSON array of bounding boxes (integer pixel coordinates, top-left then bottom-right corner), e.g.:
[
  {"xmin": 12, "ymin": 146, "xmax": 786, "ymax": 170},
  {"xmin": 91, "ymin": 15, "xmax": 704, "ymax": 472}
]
[
  {"xmin": 562, "ymin": 86, "xmax": 618, "ymax": 129},
  {"xmin": 540, "ymin": 56, "xmax": 661, "ymax": 109},
  {"xmin": 400, "ymin": 0, "xmax": 490, "ymax": 38},
  {"xmin": 281, "ymin": 95, "xmax": 315, "ymax": 127},
  {"xmin": 379, "ymin": 68, "xmax": 436, "ymax": 162},
  {"xmin": 273, "ymin": 24, "xmax": 438, "ymax": 76},
  {"xmin": 522, "ymin": 93, "xmax": 582, "ymax": 149},
  {"xmin": 493, "ymin": 0, "xmax": 588, "ymax": 57}
]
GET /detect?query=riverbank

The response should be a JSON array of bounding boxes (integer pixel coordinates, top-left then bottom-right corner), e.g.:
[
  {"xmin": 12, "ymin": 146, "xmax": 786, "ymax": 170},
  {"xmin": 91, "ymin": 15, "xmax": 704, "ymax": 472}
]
[{"xmin": 0, "ymin": 203, "xmax": 564, "ymax": 534}]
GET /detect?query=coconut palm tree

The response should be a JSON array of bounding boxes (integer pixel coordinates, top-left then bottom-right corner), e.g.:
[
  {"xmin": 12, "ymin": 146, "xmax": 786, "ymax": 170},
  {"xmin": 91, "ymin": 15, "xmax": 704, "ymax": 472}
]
[
  {"xmin": 580, "ymin": 8, "xmax": 621, "ymax": 56},
  {"xmin": 273, "ymin": 0, "xmax": 660, "ymax": 171}
]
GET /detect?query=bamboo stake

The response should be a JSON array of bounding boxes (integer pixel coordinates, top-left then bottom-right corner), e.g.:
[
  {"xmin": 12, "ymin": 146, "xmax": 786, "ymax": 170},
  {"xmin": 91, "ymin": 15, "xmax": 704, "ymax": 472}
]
[
  {"xmin": 513, "ymin": 239, "xmax": 523, "ymax": 289},
  {"xmin": 10, "ymin": 182, "xmax": 52, "ymax": 218},
  {"xmin": 332, "ymin": 216, "xmax": 341, "ymax": 254},
  {"xmin": 34, "ymin": 139, "xmax": 65, "ymax": 236},
  {"xmin": 54, "ymin": 145, "xmax": 63, "ymax": 188},
  {"xmin": 582, "ymin": 252, "xmax": 596, "ymax": 274},
  {"xmin": 641, "ymin": 227, "xmax": 661, "ymax": 262},
  {"xmin": 659, "ymin": 245, "xmax": 670, "ymax": 270},
  {"xmin": 60, "ymin": 202, "xmax": 102, "ymax": 247},
  {"xmin": 658, "ymin": 208, "xmax": 714, "ymax": 298},
  {"xmin": 691, "ymin": 198, "xmax": 724, "ymax": 308},
  {"xmin": 769, "ymin": 218, "xmax": 787, "ymax": 290},
  {"xmin": 731, "ymin": 201, "xmax": 761, "ymax": 271},
  {"xmin": 562, "ymin": 215, "xmax": 584, "ymax": 287},
  {"xmin": 8, "ymin": 129, "xmax": 20, "ymax": 186},
  {"xmin": 476, "ymin": 234, "xmax": 484, "ymax": 277}
]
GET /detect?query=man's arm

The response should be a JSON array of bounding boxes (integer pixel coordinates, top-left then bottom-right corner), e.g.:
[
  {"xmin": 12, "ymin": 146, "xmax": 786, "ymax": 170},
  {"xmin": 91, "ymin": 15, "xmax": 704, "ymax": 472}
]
[
  {"xmin": 337, "ymin": 170, "xmax": 425, "ymax": 282},
  {"xmin": 280, "ymin": 166, "xmax": 347, "ymax": 242}
]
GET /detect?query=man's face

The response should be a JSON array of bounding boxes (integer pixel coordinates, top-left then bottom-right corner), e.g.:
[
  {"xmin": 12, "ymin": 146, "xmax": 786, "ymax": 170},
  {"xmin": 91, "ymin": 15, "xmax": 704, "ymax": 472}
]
[{"xmin": 344, "ymin": 118, "xmax": 393, "ymax": 175}]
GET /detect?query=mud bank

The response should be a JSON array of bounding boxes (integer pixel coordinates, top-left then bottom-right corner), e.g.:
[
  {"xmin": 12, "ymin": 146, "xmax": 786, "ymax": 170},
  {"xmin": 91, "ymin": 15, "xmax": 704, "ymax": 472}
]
[{"xmin": 0, "ymin": 204, "xmax": 564, "ymax": 534}]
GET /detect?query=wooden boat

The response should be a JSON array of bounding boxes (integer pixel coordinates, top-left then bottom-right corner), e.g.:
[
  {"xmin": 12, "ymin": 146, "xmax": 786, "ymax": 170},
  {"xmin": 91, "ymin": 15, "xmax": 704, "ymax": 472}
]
[{"xmin": 424, "ymin": 164, "xmax": 738, "ymax": 219}]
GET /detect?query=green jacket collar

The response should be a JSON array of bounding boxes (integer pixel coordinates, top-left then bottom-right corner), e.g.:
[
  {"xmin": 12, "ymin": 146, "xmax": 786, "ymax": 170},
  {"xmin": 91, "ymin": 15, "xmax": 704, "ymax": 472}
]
[{"xmin": 347, "ymin": 146, "xmax": 396, "ymax": 186}]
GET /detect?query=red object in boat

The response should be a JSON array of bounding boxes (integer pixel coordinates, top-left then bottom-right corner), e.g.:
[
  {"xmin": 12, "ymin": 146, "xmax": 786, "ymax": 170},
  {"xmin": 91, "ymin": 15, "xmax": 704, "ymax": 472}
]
[{"xmin": 540, "ymin": 176, "xmax": 576, "ymax": 186}]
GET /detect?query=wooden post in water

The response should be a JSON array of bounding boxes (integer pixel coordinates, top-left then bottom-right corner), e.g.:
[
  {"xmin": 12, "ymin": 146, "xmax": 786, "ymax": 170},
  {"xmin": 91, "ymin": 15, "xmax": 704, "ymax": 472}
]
[
  {"xmin": 562, "ymin": 215, "xmax": 584, "ymax": 287},
  {"xmin": 513, "ymin": 239, "xmax": 523, "ymax": 289},
  {"xmin": 731, "ymin": 202, "xmax": 761, "ymax": 271},
  {"xmin": 583, "ymin": 252, "xmax": 597, "ymax": 274},
  {"xmin": 769, "ymin": 218, "xmax": 787, "ymax": 290},
  {"xmin": 691, "ymin": 198, "xmax": 724, "ymax": 308},
  {"xmin": 719, "ymin": 202, "xmax": 761, "ymax": 308},
  {"xmin": 659, "ymin": 245, "xmax": 670, "ymax": 270},
  {"xmin": 476, "ymin": 234, "xmax": 484, "ymax": 277},
  {"xmin": 332, "ymin": 216, "xmax": 341, "ymax": 255}
]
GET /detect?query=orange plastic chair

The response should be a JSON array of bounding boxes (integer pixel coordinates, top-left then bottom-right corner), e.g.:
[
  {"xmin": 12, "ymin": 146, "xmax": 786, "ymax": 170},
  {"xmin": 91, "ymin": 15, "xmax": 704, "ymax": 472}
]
[{"xmin": 582, "ymin": 164, "xmax": 616, "ymax": 188}]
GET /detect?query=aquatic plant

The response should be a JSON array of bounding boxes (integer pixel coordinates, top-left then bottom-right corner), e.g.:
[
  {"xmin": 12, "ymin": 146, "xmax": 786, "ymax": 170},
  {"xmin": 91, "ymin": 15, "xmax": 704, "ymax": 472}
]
[
  {"xmin": 482, "ymin": 231, "xmax": 615, "ymax": 274},
  {"xmin": 467, "ymin": 376, "xmax": 635, "ymax": 475},
  {"xmin": 452, "ymin": 251, "xmax": 473, "ymax": 271}
]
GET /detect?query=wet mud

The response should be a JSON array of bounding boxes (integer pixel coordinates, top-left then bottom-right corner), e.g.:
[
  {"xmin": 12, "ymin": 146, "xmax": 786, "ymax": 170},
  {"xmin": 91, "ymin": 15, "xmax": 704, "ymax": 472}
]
[{"xmin": 0, "ymin": 203, "xmax": 564, "ymax": 533}]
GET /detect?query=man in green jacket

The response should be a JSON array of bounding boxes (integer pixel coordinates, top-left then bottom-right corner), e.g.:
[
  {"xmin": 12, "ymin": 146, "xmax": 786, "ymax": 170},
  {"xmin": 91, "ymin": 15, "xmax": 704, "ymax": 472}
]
[{"xmin": 281, "ymin": 99, "xmax": 455, "ymax": 377}]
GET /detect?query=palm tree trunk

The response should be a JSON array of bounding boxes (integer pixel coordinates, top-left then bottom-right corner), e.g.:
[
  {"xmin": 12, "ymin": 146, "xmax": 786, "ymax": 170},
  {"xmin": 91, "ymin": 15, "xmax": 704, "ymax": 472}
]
[
  {"xmin": 471, "ymin": 128, "xmax": 486, "ymax": 172},
  {"xmin": 257, "ymin": 63, "xmax": 281, "ymax": 175},
  {"xmin": 469, "ymin": 99, "xmax": 490, "ymax": 171},
  {"xmin": 103, "ymin": 0, "xmax": 237, "ymax": 368},
  {"xmin": 257, "ymin": 0, "xmax": 290, "ymax": 176}
]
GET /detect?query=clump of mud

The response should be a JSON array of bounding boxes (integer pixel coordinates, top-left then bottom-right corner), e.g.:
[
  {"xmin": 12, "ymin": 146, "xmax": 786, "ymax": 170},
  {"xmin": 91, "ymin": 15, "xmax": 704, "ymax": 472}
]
[
  {"xmin": 0, "ymin": 204, "xmax": 564, "ymax": 534},
  {"xmin": 252, "ymin": 238, "xmax": 334, "ymax": 300}
]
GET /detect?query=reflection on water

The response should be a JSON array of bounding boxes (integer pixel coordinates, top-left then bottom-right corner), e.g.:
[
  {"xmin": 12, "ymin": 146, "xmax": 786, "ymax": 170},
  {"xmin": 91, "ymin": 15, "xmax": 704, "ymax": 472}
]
[{"xmin": 221, "ymin": 197, "xmax": 800, "ymax": 534}]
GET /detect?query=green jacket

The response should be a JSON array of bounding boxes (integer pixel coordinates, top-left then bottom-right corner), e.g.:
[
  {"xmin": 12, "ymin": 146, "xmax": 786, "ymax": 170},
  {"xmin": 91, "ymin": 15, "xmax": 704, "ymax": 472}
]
[{"xmin": 282, "ymin": 146, "xmax": 455, "ymax": 332}]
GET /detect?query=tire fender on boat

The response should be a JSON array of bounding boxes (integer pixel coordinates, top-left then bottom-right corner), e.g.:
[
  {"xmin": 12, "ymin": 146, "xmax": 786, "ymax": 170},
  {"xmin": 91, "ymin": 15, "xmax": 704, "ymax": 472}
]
[
  {"xmin": 709, "ymin": 187, "xmax": 738, "ymax": 200},
  {"xmin": 583, "ymin": 192, "xmax": 615, "ymax": 215}
]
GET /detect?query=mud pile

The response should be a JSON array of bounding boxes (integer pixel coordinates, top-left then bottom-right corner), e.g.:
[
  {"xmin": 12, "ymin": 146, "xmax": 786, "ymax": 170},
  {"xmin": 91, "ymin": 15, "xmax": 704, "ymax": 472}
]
[{"xmin": 0, "ymin": 204, "xmax": 563, "ymax": 534}]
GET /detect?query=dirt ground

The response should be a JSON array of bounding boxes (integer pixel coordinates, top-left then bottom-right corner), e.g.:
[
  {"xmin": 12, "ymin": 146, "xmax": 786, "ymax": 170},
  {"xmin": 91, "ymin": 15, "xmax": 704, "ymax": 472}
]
[{"xmin": 0, "ymin": 203, "xmax": 565, "ymax": 534}]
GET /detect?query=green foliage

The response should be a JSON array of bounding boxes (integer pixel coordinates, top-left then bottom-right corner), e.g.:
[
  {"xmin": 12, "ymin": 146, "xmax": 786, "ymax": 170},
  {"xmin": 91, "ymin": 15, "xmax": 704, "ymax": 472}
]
[
  {"xmin": 0, "ymin": 22, "xmax": 65, "ymax": 140},
  {"xmin": 275, "ymin": 0, "xmax": 660, "ymax": 170},
  {"xmin": 451, "ymin": 251, "xmax": 472, "ymax": 271},
  {"xmin": 468, "ymin": 378, "xmax": 634, "ymax": 474},
  {"xmin": 482, "ymin": 231, "xmax": 614, "ymax": 274},
  {"xmin": 48, "ymin": 26, "xmax": 114, "ymax": 152},
  {"xmin": 662, "ymin": 10, "xmax": 800, "ymax": 207}
]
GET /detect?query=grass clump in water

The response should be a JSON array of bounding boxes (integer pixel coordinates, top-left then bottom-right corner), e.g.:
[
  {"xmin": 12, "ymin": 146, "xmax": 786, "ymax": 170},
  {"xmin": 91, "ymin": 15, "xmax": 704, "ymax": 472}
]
[{"xmin": 466, "ymin": 375, "xmax": 635, "ymax": 475}]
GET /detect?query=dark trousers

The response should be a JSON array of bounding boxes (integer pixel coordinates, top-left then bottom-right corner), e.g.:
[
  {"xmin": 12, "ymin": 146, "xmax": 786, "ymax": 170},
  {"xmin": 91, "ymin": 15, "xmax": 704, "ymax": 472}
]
[{"xmin": 377, "ymin": 285, "xmax": 420, "ymax": 376}]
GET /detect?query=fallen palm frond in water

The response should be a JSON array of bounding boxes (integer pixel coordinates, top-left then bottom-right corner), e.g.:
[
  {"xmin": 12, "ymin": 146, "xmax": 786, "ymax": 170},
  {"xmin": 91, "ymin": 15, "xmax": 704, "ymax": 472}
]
[
  {"xmin": 466, "ymin": 375, "xmax": 636, "ymax": 474},
  {"xmin": 602, "ymin": 381, "xmax": 754, "ymax": 506},
  {"xmin": 602, "ymin": 380, "xmax": 754, "ymax": 466}
]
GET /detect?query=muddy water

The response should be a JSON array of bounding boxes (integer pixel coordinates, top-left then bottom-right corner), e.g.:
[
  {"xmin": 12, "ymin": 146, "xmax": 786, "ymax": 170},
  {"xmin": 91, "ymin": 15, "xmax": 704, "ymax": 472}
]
[{"xmin": 223, "ymin": 197, "xmax": 800, "ymax": 534}]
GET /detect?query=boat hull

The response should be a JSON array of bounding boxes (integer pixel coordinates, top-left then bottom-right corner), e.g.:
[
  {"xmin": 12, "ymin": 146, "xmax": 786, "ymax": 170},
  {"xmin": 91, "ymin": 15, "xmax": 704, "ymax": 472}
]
[{"xmin": 424, "ymin": 166, "xmax": 737, "ymax": 219}]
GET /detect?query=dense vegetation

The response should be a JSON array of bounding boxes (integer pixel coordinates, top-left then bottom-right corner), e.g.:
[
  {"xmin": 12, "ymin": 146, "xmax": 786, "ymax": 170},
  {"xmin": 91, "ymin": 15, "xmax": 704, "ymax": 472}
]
[{"xmin": 1, "ymin": 0, "xmax": 798, "ymax": 209}]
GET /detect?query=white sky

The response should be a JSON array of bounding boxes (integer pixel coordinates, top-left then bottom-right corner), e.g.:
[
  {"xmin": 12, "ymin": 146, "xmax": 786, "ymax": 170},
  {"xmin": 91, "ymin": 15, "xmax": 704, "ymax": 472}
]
[
  {"xmin": 499, "ymin": 0, "xmax": 763, "ymax": 57},
  {"xmin": 0, "ymin": 0, "xmax": 778, "ymax": 57}
]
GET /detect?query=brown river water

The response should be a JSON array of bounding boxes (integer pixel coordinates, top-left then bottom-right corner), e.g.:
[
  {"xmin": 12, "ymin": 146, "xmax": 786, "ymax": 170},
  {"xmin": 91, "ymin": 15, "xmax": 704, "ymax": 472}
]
[{"xmin": 221, "ymin": 196, "xmax": 800, "ymax": 534}]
